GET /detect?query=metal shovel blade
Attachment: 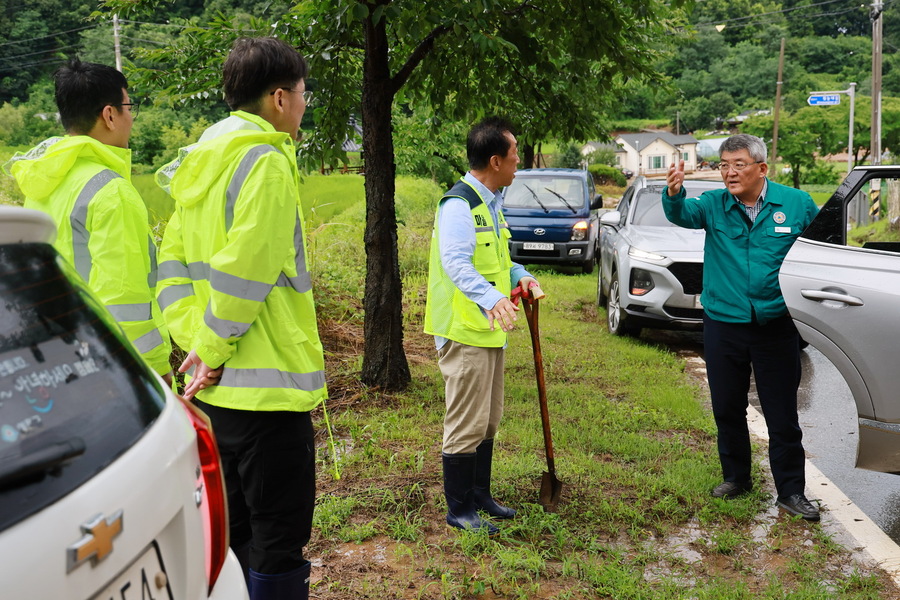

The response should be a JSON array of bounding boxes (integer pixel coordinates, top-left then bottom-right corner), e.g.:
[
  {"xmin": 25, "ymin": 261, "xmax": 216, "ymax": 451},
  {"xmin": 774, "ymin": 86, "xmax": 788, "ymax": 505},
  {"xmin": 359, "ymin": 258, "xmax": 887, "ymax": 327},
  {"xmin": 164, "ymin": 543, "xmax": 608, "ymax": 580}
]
[{"xmin": 539, "ymin": 470, "xmax": 564, "ymax": 512}]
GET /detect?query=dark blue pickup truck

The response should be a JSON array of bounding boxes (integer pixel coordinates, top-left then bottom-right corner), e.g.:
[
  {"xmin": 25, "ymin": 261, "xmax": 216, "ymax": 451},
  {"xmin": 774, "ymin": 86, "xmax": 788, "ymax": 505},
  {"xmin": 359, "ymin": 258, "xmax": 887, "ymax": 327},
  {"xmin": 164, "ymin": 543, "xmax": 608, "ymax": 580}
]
[{"xmin": 501, "ymin": 168, "xmax": 603, "ymax": 273}]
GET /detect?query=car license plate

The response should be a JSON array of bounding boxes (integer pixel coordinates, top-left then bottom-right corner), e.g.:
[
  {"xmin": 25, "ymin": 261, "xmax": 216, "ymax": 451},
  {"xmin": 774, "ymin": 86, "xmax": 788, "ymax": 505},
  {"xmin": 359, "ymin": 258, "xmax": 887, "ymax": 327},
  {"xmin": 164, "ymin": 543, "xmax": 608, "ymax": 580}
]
[
  {"xmin": 523, "ymin": 242, "xmax": 554, "ymax": 251},
  {"xmin": 92, "ymin": 543, "xmax": 173, "ymax": 600},
  {"xmin": 693, "ymin": 295, "xmax": 703, "ymax": 309}
]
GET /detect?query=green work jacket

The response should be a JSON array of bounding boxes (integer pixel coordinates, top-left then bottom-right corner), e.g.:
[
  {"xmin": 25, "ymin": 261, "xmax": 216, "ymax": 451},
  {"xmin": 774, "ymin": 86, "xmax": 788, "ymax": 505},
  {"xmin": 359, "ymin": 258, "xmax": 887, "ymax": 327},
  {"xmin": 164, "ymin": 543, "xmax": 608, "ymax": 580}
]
[
  {"xmin": 156, "ymin": 111, "xmax": 326, "ymax": 412},
  {"xmin": 5, "ymin": 136, "xmax": 171, "ymax": 375},
  {"xmin": 662, "ymin": 179, "xmax": 819, "ymax": 324}
]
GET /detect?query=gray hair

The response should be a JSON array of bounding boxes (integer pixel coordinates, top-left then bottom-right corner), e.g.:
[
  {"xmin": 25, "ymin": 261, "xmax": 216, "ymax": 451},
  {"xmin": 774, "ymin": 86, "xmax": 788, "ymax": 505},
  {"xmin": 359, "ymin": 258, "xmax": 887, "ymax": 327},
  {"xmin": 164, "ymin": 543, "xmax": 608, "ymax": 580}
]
[{"xmin": 720, "ymin": 134, "xmax": 767, "ymax": 163}]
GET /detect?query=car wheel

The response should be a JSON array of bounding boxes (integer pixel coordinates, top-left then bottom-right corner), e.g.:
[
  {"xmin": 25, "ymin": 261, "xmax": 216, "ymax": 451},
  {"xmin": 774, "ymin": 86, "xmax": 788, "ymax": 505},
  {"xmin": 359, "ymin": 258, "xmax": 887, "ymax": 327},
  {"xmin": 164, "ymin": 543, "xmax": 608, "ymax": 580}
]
[
  {"xmin": 597, "ymin": 264, "xmax": 607, "ymax": 307},
  {"xmin": 607, "ymin": 271, "xmax": 640, "ymax": 337},
  {"xmin": 582, "ymin": 257, "xmax": 594, "ymax": 275}
]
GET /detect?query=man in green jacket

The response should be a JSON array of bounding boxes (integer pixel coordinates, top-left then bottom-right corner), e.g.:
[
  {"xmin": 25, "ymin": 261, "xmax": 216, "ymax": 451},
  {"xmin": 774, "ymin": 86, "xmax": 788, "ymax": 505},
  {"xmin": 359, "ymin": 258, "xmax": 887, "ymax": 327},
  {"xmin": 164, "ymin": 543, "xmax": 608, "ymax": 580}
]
[
  {"xmin": 663, "ymin": 133, "xmax": 821, "ymax": 520},
  {"xmin": 4, "ymin": 59, "xmax": 172, "ymax": 380},
  {"xmin": 156, "ymin": 37, "xmax": 324, "ymax": 599}
]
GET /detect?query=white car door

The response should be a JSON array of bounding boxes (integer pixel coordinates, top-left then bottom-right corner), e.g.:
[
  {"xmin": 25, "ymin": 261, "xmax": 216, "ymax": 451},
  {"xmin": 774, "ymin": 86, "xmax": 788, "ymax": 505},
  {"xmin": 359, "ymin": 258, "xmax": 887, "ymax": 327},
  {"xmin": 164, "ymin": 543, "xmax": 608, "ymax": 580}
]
[{"xmin": 780, "ymin": 167, "xmax": 900, "ymax": 474}]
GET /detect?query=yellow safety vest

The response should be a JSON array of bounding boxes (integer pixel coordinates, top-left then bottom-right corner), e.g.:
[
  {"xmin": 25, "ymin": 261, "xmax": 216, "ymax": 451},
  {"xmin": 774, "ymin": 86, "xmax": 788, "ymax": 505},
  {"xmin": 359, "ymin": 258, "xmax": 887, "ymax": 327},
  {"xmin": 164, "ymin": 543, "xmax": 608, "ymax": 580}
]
[{"xmin": 424, "ymin": 179, "xmax": 513, "ymax": 348}]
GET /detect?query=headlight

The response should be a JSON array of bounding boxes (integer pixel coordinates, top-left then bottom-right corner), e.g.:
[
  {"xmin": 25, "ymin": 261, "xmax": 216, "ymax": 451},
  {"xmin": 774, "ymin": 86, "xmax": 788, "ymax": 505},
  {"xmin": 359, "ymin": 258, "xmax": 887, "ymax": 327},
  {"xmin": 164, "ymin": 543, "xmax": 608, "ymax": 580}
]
[
  {"xmin": 628, "ymin": 247, "xmax": 666, "ymax": 262},
  {"xmin": 570, "ymin": 221, "xmax": 589, "ymax": 241}
]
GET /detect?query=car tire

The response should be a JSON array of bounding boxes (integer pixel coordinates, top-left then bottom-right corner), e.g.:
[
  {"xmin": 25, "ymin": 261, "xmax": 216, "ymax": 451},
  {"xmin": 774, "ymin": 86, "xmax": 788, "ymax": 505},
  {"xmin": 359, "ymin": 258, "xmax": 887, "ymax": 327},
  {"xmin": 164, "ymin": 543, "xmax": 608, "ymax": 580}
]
[
  {"xmin": 582, "ymin": 257, "xmax": 594, "ymax": 275},
  {"xmin": 597, "ymin": 265, "xmax": 607, "ymax": 307},
  {"xmin": 607, "ymin": 271, "xmax": 640, "ymax": 337}
]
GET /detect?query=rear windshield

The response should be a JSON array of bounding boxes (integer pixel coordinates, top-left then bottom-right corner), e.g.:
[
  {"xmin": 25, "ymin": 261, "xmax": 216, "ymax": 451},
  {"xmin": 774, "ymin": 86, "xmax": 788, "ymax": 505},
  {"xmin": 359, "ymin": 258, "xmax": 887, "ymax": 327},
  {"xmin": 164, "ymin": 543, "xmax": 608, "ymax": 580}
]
[
  {"xmin": 503, "ymin": 176, "xmax": 586, "ymax": 213},
  {"xmin": 0, "ymin": 243, "xmax": 165, "ymax": 532}
]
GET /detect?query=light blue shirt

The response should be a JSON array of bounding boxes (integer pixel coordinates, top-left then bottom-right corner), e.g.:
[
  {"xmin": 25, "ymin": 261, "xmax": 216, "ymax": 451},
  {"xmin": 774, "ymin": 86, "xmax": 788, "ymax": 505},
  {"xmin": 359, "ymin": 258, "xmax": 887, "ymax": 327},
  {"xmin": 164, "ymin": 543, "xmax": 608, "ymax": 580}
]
[{"xmin": 434, "ymin": 172, "xmax": 531, "ymax": 349}]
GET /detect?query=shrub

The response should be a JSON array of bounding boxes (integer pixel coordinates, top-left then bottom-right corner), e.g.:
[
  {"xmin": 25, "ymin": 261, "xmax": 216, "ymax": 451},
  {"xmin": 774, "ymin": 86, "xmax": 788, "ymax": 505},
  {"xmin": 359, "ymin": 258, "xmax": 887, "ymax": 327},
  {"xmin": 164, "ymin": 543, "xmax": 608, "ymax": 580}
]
[{"xmin": 588, "ymin": 163, "xmax": 627, "ymax": 187}]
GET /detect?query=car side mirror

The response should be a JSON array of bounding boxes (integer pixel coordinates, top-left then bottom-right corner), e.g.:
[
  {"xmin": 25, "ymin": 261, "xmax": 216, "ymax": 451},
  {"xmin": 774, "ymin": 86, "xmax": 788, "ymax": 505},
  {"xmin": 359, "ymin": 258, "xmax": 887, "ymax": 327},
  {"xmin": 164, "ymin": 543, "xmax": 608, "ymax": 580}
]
[
  {"xmin": 590, "ymin": 194, "xmax": 603, "ymax": 210},
  {"xmin": 600, "ymin": 210, "xmax": 621, "ymax": 227}
]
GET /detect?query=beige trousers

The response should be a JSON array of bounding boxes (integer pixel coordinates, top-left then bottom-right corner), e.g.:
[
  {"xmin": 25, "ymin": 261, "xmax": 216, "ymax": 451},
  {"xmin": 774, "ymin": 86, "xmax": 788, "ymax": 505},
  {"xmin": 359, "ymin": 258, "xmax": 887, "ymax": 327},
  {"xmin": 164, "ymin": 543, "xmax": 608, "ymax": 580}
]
[{"xmin": 437, "ymin": 340, "xmax": 505, "ymax": 454}]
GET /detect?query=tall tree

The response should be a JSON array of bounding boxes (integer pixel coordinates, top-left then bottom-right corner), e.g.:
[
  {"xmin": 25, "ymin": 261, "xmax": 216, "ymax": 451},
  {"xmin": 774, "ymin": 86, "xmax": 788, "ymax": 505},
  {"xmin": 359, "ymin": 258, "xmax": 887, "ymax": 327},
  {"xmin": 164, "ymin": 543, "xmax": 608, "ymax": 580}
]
[{"xmin": 105, "ymin": 0, "xmax": 686, "ymax": 390}]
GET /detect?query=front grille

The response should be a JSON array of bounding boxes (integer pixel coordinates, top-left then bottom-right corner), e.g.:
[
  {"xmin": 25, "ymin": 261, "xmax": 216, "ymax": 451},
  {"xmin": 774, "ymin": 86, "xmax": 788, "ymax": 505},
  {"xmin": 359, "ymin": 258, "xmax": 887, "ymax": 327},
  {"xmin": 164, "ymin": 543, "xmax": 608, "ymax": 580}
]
[{"xmin": 667, "ymin": 262, "xmax": 703, "ymax": 295}]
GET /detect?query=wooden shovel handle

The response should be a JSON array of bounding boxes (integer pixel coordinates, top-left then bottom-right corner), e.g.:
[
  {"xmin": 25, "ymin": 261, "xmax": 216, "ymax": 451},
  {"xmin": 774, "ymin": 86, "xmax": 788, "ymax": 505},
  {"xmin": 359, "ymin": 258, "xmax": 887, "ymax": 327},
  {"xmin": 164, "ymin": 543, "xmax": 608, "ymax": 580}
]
[{"xmin": 522, "ymin": 297, "xmax": 557, "ymax": 475}]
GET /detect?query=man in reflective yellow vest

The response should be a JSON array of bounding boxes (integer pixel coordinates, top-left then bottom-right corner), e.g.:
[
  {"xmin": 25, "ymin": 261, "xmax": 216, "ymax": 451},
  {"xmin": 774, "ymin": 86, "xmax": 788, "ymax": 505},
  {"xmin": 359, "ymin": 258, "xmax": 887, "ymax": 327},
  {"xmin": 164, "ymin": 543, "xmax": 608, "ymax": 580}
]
[
  {"xmin": 425, "ymin": 117, "xmax": 540, "ymax": 534},
  {"xmin": 4, "ymin": 59, "xmax": 171, "ymax": 380},
  {"xmin": 155, "ymin": 38, "xmax": 325, "ymax": 599}
]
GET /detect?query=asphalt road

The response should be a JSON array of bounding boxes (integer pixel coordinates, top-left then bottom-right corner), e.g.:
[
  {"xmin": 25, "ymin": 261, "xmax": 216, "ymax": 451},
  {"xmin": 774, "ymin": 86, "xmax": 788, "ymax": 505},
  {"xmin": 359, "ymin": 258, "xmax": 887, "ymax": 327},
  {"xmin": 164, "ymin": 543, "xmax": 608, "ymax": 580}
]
[{"xmin": 645, "ymin": 329, "xmax": 900, "ymax": 545}]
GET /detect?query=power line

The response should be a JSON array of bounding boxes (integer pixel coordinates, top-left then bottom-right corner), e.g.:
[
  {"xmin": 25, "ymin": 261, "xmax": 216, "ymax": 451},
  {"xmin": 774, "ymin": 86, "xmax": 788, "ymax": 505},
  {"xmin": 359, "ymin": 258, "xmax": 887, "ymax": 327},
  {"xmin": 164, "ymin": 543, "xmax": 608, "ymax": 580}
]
[{"xmin": 0, "ymin": 24, "xmax": 97, "ymax": 48}]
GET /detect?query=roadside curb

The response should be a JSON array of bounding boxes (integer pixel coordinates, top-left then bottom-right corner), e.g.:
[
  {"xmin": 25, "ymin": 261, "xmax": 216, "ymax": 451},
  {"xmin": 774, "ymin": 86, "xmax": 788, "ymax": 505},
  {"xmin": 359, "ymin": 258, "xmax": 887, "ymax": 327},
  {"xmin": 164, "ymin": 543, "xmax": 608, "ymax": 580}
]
[{"xmin": 745, "ymin": 404, "xmax": 900, "ymax": 586}]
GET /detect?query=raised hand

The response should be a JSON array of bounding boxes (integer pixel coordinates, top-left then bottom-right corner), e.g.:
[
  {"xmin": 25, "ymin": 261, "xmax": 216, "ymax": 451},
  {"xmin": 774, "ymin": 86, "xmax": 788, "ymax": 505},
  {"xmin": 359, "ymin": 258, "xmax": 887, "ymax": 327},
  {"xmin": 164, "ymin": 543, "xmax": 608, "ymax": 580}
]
[{"xmin": 667, "ymin": 159, "xmax": 685, "ymax": 196}]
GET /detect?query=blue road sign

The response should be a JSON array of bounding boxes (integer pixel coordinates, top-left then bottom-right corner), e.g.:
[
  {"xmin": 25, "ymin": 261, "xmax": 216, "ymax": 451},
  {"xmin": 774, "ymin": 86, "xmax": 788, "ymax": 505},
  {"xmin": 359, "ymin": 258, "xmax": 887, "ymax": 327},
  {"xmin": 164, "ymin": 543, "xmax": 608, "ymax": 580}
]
[{"xmin": 808, "ymin": 94, "xmax": 841, "ymax": 106}]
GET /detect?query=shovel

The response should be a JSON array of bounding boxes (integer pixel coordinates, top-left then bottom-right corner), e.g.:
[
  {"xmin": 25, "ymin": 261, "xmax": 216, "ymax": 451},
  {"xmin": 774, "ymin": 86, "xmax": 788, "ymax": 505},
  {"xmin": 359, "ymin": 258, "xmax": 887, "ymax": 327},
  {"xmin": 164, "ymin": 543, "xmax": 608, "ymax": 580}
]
[{"xmin": 520, "ymin": 290, "xmax": 564, "ymax": 512}]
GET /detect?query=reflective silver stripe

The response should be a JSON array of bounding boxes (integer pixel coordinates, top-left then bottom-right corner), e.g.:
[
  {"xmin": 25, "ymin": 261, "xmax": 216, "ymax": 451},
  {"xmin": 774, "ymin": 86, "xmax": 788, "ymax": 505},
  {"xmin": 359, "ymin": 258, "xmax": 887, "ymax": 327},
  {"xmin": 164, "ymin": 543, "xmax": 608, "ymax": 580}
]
[
  {"xmin": 70, "ymin": 170, "xmax": 121, "ymax": 281},
  {"xmin": 474, "ymin": 226, "xmax": 493, "ymax": 233},
  {"xmin": 157, "ymin": 283, "xmax": 194, "ymax": 311},
  {"xmin": 275, "ymin": 214, "xmax": 312, "ymax": 293},
  {"xmin": 188, "ymin": 261, "xmax": 211, "ymax": 281},
  {"xmin": 219, "ymin": 367, "xmax": 326, "ymax": 392},
  {"xmin": 225, "ymin": 145, "xmax": 280, "ymax": 231},
  {"xmin": 133, "ymin": 328, "xmax": 164, "ymax": 353},
  {"xmin": 158, "ymin": 260, "xmax": 190, "ymax": 280},
  {"xmin": 499, "ymin": 222, "xmax": 509, "ymax": 229},
  {"xmin": 147, "ymin": 236, "xmax": 158, "ymax": 288},
  {"xmin": 210, "ymin": 268, "xmax": 272, "ymax": 302},
  {"xmin": 204, "ymin": 304, "xmax": 252, "ymax": 339},
  {"xmin": 107, "ymin": 302, "xmax": 152, "ymax": 322}
]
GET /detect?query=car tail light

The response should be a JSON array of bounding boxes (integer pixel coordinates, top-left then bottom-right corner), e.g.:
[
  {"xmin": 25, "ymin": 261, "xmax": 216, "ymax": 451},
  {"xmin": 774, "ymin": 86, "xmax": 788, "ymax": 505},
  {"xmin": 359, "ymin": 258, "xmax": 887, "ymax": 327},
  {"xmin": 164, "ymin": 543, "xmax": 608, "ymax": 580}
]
[
  {"xmin": 630, "ymin": 268, "xmax": 655, "ymax": 296},
  {"xmin": 571, "ymin": 220, "xmax": 589, "ymax": 241},
  {"xmin": 180, "ymin": 398, "xmax": 230, "ymax": 594}
]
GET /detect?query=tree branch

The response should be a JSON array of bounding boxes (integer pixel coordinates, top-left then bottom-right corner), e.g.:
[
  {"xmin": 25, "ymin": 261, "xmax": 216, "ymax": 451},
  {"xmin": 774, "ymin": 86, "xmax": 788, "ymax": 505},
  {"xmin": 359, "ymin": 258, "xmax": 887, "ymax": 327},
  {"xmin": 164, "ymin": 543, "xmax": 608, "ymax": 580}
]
[{"xmin": 391, "ymin": 23, "xmax": 452, "ymax": 93}]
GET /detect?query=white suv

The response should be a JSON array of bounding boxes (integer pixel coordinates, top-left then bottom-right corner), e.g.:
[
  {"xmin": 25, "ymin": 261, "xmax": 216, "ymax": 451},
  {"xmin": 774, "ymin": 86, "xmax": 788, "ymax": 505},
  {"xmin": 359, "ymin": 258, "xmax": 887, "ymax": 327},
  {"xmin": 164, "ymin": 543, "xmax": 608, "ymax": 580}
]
[{"xmin": 0, "ymin": 207, "xmax": 247, "ymax": 600}]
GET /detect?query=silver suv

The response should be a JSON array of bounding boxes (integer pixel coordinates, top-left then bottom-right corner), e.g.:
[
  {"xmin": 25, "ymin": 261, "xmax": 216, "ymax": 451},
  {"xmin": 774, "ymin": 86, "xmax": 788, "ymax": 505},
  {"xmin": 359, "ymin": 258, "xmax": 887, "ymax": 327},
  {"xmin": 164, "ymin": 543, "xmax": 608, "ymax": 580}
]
[{"xmin": 597, "ymin": 178, "xmax": 725, "ymax": 336}]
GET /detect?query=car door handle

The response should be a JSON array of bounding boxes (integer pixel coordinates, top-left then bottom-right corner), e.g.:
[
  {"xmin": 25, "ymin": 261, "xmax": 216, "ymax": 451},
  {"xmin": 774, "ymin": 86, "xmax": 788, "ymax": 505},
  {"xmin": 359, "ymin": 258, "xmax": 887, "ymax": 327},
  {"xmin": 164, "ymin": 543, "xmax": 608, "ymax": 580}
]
[{"xmin": 800, "ymin": 289, "xmax": 864, "ymax": 306}]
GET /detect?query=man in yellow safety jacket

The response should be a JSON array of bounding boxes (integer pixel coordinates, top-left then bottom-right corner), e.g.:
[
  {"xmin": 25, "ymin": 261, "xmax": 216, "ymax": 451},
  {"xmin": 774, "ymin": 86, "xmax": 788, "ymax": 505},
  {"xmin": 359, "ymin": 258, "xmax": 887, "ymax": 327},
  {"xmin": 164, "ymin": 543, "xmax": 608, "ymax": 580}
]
[
  {"xmin": 4, "ymin": 59, "xmax": 171, "ymax": 379},
  {"xmin": 155, "ymin": 37, "xmax": 325, "ymax": 600},
  {"xmin": 424, "ymin": 116, "xmax": 540, "ymax": 535}
]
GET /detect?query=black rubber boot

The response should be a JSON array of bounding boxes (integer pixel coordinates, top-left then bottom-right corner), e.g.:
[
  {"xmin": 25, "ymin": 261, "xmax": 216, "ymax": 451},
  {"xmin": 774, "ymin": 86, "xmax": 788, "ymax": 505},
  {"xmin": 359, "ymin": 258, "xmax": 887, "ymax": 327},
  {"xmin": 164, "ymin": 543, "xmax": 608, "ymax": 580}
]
[
  {"xmin": 473, "ymin": 439, "xmax": 516, "ymax": 519},
  {"xmin": 442, "ymin": 452, "xmax": 499, "ymax": 535},
  {"xmin": 249, "ymin": 560, "xmax": 311, "ymax": 600}
]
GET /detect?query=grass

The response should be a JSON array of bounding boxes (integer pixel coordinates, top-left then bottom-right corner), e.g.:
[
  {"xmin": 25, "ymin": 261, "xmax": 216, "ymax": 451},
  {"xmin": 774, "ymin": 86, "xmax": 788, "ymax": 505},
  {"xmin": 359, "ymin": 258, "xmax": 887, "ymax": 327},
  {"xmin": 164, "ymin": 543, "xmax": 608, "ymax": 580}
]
[{"xmin": 302, "ymin": 174, "xmax": 899, "ymax": 598}]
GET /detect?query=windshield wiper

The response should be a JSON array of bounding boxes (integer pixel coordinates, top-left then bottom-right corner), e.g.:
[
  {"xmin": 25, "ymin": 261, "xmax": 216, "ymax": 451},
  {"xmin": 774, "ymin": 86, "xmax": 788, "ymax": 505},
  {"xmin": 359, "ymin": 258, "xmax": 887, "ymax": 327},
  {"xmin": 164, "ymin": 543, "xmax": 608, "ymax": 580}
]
[
  {"xmin": 0, "ymin": 437, "xmax": 85, "ymax": 490},
  {"xmin": 544, "ymin": 188, "xmax": 578, "ymax": 214},
  {"xmin": 523, "ymin": 184, "xmax": 549, "ymax": 213}
]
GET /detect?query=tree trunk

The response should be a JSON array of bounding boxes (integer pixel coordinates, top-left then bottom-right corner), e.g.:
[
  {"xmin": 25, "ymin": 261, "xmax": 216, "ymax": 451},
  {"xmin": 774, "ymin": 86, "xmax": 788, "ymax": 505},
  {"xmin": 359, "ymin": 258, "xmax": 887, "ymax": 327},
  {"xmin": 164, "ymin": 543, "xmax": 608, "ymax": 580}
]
[
  {"xmin": 792, "ymin": 165, "xmax": 801, "ymax": 189},
  {"xmin": 359, "ymin": 7, "xmax": 411, "ymax": 390},
  {"xmin": 523, "ymin": 142, "xmax": 535, "ymax": 169}
]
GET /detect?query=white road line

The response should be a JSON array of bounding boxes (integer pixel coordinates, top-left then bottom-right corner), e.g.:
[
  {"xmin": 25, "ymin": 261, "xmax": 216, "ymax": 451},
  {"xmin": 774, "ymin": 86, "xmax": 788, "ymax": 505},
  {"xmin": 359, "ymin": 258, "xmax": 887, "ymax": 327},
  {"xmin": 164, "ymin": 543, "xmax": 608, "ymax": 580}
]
[{"xmin": 746, "ymin": 403, "xmax": 900, "ymax": 586}]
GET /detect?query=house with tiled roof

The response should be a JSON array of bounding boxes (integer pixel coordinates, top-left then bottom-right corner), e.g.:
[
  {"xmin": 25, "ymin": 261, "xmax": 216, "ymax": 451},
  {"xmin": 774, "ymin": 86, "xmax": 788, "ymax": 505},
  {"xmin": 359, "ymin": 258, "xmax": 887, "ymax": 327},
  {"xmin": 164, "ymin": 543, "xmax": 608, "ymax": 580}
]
[{"xmin": 583, "ymin": 132, "xmax": 700, "ymax": 177}]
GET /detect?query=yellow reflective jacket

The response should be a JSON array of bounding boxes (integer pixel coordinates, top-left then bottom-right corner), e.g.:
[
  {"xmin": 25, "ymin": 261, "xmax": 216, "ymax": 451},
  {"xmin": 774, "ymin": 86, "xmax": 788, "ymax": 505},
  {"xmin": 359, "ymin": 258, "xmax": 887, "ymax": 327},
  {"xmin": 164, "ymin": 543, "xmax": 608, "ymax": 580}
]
[
  {"xmin": 156, "ymin": 111, "xmax": 326, "ymax": 412},
  {"xmin": 5, "ymin": 136, "xmax": 172, "ymax": 376}
]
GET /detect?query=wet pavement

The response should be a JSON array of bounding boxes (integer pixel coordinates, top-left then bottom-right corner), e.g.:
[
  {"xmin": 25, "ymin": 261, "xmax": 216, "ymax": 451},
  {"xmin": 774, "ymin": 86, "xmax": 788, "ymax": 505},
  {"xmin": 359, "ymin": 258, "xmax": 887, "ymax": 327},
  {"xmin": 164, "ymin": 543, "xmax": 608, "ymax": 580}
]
[
  {"xmin": 791, "ymin": 346, "xmax": 900, "ymax": 545},
  {"xmin": 645, "ymin": 329, "xmax": 900, "ymax": 546}
]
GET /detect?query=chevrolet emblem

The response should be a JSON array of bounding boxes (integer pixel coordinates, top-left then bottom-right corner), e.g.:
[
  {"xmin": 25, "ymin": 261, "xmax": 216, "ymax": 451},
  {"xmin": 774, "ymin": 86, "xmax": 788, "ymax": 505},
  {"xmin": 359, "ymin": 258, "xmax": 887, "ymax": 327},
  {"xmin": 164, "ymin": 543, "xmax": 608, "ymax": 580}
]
[{"xmin": 66, "ymin": 511, "xmax": 124, "ymax": 572}]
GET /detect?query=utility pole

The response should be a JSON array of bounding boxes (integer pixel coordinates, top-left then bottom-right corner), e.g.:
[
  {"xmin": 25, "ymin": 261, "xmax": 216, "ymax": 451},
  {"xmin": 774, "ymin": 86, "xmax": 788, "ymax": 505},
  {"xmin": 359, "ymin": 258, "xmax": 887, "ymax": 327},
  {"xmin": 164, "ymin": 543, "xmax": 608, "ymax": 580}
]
[
  {"xmin": 113, "ymin": 14, "xmax": 123, "ymax": 72},
  {"xmin": 871, "ymin": 1, "xmax": 883, "ymax": 165},
  {"xmin": 771, "ymin": 37, "xmax": 786, "ymax": 164},
  {"xmin": 676, "ymin": 111, "xmax": 680, "ymax": 136}
]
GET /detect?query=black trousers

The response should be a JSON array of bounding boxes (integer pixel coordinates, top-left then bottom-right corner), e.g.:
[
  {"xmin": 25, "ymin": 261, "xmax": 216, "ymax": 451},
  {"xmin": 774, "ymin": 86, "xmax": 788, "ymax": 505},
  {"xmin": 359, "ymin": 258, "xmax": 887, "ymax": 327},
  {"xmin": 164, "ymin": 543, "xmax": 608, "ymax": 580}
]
[
  {"xmin": 703, "ymin": 313, "xmax": 806, "ymax": 498},
  {"xmin": 194, "ymin": 400, "xmax": 315, "ymax": 574}
]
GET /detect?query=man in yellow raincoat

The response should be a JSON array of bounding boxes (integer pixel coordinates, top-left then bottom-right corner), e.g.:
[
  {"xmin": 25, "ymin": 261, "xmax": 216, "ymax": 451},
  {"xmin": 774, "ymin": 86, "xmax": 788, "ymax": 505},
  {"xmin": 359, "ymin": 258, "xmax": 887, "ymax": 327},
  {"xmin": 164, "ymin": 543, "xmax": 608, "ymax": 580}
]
[
  {"xmin": 155, "ymin": 37, "xmax": 326, "ymax": 600},
  {"xmin": 4, "ymin": 59, "xmax": 171, "ymax": 379}
]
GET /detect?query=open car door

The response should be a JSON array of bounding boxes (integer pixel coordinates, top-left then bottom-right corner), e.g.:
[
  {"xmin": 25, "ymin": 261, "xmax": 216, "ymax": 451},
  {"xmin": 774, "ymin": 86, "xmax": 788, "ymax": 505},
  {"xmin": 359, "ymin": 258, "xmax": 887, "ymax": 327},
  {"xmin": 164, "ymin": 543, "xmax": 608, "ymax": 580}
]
[{"xmin": 780, "ymin": 166, "xmax": 900, "ymax": 474}]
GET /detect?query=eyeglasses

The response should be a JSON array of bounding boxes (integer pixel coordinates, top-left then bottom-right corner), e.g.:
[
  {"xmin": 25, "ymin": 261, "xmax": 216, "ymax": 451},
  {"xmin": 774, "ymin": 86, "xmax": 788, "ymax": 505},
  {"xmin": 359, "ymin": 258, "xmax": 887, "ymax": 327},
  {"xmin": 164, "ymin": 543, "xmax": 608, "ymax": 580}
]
[
  {"xmin": 111, "ymin": 102, "xmax": 140, "ymax": 117},
  {"xmin": 269, "ymin": 88, "xmax": 313, "ymax": 105},
  {"xmin": 718, "ymin": 160, "xmax": 761, "ymax": 172}
]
